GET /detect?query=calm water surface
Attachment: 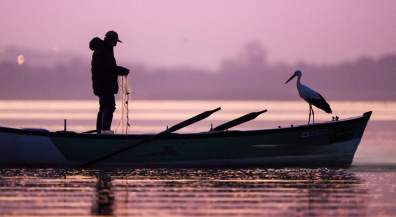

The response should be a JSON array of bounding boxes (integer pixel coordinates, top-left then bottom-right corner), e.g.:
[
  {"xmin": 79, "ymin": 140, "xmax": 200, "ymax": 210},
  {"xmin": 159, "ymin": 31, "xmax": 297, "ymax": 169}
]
[
  {"xmin": 0, "ymin": 167, "xmax": 395, "ymax": 216},
  {"xmin": 0, "ymin": 100, "xmax": 396, "ymax": 216}
]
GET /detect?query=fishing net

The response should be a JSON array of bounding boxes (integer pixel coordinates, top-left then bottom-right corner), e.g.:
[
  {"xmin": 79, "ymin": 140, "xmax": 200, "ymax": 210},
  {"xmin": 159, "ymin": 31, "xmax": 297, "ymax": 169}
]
[{"xmin": 116, "ymin": 75, "xmax": 130, "ymax": 134}]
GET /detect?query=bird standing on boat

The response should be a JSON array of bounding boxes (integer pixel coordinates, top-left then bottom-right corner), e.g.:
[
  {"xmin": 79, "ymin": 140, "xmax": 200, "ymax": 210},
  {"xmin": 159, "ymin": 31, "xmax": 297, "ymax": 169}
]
[{"xmin": 285, "ymin": 70, "xmax": 332, "ymax": 124}]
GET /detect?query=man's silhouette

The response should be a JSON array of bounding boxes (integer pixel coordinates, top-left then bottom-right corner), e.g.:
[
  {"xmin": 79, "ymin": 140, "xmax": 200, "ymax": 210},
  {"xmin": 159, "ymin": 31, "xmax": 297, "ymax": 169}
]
[{"xmin": 90, "ymin": 31, "xmax": 129, "ymax": 132}]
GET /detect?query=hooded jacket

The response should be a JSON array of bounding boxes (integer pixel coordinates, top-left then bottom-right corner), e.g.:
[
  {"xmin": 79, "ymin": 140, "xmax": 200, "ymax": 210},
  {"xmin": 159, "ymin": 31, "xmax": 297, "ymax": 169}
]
[{"xmin": 89, "ymin": 37, "xmax": 127, "ymax": 96}]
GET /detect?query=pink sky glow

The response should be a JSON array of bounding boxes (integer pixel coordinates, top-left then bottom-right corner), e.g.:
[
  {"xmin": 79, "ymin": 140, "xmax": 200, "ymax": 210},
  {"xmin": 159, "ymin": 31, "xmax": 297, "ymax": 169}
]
[{"xmin": 1, "ymin": 0, "xmax": 396, "ymax": 70}]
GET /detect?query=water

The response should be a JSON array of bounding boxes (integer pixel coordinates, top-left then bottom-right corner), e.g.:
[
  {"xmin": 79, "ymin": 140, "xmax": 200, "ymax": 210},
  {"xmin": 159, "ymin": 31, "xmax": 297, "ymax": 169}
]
[
  {"xmin": 0, "ymin": 168, "xmax": 395, "ymax": 216},
  {"xmin": 0, "ymin": 100, "xmax": 396, "ymax": 216}
]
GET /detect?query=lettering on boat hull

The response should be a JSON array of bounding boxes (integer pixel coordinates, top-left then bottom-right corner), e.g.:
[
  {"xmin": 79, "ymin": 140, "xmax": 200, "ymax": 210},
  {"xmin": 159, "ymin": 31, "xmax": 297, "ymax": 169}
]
[
  {"xmin": 329, "ymin": 132, "xmax": 355, "ymax": 144},
  {"xmin": 300, "ymin": 129, "xmax": 328, "ymax": 138},
  {"xmin": 138, "ymin": 146, "xmax": 179, "ymax": 158}
]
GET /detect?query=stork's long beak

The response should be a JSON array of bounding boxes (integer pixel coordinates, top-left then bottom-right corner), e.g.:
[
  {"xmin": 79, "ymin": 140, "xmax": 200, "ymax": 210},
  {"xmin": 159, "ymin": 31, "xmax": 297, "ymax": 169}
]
[{"xmin": 285, "ymin": 73, "xmax": 296, "ymax": 84}]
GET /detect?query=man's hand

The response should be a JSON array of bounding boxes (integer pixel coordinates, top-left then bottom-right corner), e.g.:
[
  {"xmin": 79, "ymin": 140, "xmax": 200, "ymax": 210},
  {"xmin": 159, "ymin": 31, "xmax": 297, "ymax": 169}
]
[
  {"xmin": 118, "ymin": 66, "xmax": 130, "ymax": 75},
  {"xmin": 124, "ymin": 68, "xmax": 130, "ymax": 75}
]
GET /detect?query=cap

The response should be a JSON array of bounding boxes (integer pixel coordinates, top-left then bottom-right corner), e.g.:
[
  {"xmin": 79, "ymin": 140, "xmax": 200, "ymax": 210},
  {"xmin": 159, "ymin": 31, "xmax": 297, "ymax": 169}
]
[{"xmin": 105, "ymin": 30, "xmax": 122, "ymax": 43}]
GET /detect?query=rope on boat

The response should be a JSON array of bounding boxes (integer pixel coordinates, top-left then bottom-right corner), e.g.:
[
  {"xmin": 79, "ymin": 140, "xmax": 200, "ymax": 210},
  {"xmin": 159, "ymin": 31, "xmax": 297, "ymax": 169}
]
[{"xmin": 116, "ymin": 75, "xmax": 130, "ymax": 134}]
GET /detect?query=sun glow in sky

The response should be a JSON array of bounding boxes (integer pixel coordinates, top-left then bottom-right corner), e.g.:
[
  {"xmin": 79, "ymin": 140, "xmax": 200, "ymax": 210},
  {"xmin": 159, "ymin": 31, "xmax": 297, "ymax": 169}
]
[
  {"xmin": 1, "ymin": 0, "xmax": 396, "ymax": 69},
  {"xmin": 17, "ymin": 55, "xmax": 24, "ymax": 65}
]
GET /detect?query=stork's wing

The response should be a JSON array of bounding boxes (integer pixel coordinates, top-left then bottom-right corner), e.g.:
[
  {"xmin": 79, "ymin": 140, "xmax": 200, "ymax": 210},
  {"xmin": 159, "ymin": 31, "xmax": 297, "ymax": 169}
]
[{"xmin": 307, "ymin": 93, "xmax": 332, "ymax": 113}]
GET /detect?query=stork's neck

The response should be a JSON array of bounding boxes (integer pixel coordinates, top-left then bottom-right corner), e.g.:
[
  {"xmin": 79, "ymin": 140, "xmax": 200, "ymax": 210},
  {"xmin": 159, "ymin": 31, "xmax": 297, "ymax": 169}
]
[{"xmin": 296, "ymin": 74, "xmax": 302, "ymax": 87}]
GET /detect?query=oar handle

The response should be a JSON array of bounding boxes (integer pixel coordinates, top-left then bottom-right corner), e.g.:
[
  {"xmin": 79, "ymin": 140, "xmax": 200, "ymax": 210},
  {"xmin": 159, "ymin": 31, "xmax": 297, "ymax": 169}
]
[
  {"xmin": 167, "ymin": 107, "xmax": 221, "ymax": 132},
  {"xmin": 82, "ymin": 129, "xmax": 100, "ymax": 134},
  {"xmin": 211, "ymin": 109, "xmax": 267, "ymax": 132}
]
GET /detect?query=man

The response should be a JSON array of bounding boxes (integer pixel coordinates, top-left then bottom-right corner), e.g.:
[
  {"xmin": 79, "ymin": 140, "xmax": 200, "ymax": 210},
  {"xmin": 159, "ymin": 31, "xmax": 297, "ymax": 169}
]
[{"xmin": 89, "ymin": 30, "xmax": 129, "ymax": 133}]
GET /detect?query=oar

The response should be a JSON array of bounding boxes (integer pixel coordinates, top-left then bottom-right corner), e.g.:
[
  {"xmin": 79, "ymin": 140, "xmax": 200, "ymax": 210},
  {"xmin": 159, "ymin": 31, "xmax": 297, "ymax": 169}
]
[
  {"xmin": 82, "ymin": 129, "xmax": 99, "ymax": 134},
  {"xmin": 210, "ymin": 109, "xmax": 267, "ymax": 132},
  {"xmin": 81, "ymin": 107, "xmax": 221, "ymax": 167}
]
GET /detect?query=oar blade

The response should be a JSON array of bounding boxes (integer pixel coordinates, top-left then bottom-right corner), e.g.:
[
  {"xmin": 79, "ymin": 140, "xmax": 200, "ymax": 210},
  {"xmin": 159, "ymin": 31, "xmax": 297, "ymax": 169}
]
[{"xmin": 211, "ymin": 109, "xmax": 267, "ymax": 132}]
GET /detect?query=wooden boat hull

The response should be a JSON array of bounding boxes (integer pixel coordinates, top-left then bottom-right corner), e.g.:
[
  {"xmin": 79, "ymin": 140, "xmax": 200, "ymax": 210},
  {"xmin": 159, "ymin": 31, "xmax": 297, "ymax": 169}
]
[{"xmin": 0, "ymin": 111, "xmax": 372, "ymax": 167}]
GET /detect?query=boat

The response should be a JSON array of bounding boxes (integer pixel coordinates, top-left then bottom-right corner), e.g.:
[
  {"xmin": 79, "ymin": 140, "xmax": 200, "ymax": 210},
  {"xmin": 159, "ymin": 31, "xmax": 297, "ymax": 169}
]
[{"xmin": 0, "ymin": 109, "xmax": 372, "ymax": 167}]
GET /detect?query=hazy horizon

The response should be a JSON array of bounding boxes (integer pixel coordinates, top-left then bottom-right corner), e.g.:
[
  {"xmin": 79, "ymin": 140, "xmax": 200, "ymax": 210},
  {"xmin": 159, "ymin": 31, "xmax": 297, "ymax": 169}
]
[{"xmin": 1, "ymin": 41, "xmax": 395, "ymax": 101}]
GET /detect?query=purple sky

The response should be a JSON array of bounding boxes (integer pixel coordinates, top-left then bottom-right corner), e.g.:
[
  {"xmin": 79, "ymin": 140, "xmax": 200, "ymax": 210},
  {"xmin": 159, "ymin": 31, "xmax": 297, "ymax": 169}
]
[{"xmin": 2, "ymin": 1, "xmax": 396, "ymax": 70}]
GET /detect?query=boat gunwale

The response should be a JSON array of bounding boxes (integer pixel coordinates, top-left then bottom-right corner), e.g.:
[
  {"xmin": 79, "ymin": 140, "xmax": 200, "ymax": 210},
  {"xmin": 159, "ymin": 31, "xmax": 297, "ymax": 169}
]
[{"xmin": 0, "ymin": 111, "xmax": 372, "ymax": 140}]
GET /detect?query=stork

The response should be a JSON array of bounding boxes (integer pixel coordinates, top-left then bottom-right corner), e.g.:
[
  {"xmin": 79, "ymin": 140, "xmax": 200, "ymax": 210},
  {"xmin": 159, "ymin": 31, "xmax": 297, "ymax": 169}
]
[{"xmin": 285, "ymin": 70, "xmax": 332, "ymax": 124}]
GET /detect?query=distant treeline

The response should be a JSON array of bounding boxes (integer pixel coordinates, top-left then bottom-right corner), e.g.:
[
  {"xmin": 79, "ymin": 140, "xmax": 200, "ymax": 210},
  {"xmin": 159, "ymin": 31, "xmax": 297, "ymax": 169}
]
[{"xmin": 1, "ymin": 43, "xmax": 395, "ymax": 101}]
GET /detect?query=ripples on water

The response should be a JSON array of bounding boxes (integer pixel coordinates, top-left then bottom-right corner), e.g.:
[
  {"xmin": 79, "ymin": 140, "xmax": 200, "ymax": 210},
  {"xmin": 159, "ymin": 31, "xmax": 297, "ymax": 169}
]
[{"xmin": 0, "ymin": 168, "xmax": 395, "ymax": 216}]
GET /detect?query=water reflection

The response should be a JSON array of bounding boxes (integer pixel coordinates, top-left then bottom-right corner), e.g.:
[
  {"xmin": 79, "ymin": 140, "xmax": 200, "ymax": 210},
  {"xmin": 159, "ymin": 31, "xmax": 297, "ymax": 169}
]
[
  {"xmin": 0, "ymin": 169, "xmax": 97, "ymax": 216},
  {"xmin": 94, "ymin": 171, "xmax": 114, "ymax": 216},
  {"xmin": 109, "ymin": 168, "xmax": 368, "ymax": 216},
  {"xmin": 0, "ymin": 168, "xmax": 378, "ymax": 216}
]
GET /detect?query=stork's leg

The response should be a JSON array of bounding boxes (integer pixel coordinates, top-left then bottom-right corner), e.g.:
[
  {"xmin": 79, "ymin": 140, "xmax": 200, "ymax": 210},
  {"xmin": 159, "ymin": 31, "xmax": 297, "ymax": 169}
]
[
  {"xmin": 312, "ymin": 107, "xmax": 315, "ymax": 123},
  {"xmin": 308, "ymin": 105, "xmax": 312, "ymax": 124}
]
